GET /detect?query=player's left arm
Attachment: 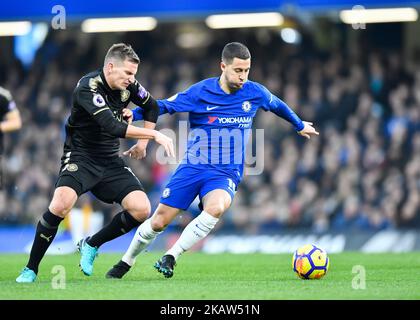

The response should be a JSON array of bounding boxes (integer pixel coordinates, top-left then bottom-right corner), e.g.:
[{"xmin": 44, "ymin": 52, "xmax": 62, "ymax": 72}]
[
  {"xmin": 259, "ymin": 85, "xmax": 319, "ymax": 139},
  {"xmin": 131, "ymin": 84, "xmax": 199, "ymax": 122},
  {"xmin": 130, "ymin": 102, "xmax": 168, "ymax": 122},
  {"xmin": 0, "ymin": 96, "xmax": 22, "ymax": 133},
  {"xmin": 125, "ymin": 80, "xmax": 160, "ymax": 159},
  {"xmin": 127, "ymin": 80, "xmax": 159, "ymax": 124}
]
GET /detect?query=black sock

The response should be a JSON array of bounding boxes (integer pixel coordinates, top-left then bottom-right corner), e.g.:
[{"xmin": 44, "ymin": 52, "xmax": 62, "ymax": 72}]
[
  {"xmin": 87, "ymin": 211, "xmax": 141, "ymax": 248},
  {"xmin": 27, "ymin": 210, "xmax": 63, "ymax": 274}
]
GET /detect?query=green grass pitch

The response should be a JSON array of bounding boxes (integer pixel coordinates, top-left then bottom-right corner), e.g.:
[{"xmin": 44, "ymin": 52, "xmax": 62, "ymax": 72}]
[{"xmin": 1, "ymin": 252, "xmax": 419, "ymax": 299}]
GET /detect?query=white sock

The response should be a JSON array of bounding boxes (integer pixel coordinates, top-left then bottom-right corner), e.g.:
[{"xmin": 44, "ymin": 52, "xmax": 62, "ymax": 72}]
[
  {"xmin": 122, "ymin": 218, "xmax": 161, "ymax": 266},
  {"xmin": 166, "ymin": 211, "xmax": 219, "ymax": 260}
]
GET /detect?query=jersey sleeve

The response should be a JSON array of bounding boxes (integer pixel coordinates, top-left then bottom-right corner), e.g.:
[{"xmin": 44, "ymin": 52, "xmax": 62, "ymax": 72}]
[
  {"xmin": 157, "ymin": 86, "xmax": 197, "ymax": 114},
  {"xmin": 257, "ymin": 83, "xmax": 304, "ymax": 131},
  {"xmin": 75, "ymin": 86, "xmax": 128, "ymax": 138},
  {"xmin": 0, "ymin": 88, "xmax": 16, "ymax": 117},
  {"xmin": 132, "ymin": 103, "xmax": 167, "ymax": 121},
  {"xmin": 0, "ymin": 95, "xmax": 9, "ymax": 117},
  {"xmin": 127, "ymin": 80, "xmax": 159, "ymax": 123},
  {"xmin": 132, "ymin": 85, "xmax": 197, "ymax": 121},
  {"xmin": 128, "ymin": 80, "xmax": 151, "ymax": 106}
]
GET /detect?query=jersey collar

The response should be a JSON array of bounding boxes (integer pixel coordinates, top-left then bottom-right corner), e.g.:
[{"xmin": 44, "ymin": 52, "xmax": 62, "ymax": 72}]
[{"xmin": 100, "ymin": 69, "xmax": 117, "ymax": 93}]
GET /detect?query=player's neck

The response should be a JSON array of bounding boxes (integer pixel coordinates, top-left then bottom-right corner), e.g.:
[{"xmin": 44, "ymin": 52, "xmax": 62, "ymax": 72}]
[
  {"xmin": 218, "ymin": 78, "xmax": 234, "ymax": 94},
  {"xmin": 102, "ymin": 68, "xmax": 118, "ymax": 91}
]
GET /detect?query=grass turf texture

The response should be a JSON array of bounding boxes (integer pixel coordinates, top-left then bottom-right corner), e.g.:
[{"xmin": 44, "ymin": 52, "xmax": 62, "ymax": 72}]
[{"xmin": 1, "ymin": 252, "xmax": 419, "ymax": 299}]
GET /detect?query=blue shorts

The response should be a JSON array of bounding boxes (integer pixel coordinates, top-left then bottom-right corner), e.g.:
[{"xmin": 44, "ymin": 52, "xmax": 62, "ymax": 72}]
[{"xmin": 160, "ymin": 165, "xmax": 239, "ymax": 211}]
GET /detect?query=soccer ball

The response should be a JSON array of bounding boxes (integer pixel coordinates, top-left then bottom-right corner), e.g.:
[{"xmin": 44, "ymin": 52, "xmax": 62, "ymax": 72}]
[{"xmin": 292, "ymin": 244, "xmax": 329, "ymax": 279}]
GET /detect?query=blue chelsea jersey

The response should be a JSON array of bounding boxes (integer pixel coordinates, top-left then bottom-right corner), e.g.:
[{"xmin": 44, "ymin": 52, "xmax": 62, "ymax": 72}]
[{"xmin": 135, "ymin": 77, "xmax": 304, "ymax": 181}]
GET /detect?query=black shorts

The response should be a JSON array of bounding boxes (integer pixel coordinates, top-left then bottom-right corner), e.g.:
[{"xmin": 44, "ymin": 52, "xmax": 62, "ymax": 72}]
[{"xmin": 55, "ymin": 155, "xmax": 144, "ymax": 204}]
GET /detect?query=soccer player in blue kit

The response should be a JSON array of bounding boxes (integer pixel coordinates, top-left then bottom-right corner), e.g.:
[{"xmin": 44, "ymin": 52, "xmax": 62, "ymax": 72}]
[{"xmin": 106, "ymin": 42, "xmax": 319, "ymax": 279}]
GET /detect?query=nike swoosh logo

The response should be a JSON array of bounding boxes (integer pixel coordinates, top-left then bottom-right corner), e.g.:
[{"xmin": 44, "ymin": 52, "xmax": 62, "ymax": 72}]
[{"xmin": 206, "ymin": 106, "xmax": 219, "ymax": 111}]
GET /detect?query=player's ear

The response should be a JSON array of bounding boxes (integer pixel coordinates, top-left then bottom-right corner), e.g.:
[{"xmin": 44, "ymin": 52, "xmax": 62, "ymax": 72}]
[
  {"xmin": 220, "ymin": 61, "xmax": 226, "ymax": 72},
  {"xmin": 104, "ymin": 62, "xmax": 112, "ymax": 75},
  {"xmin": 108, "ymin": 62, "xmax": 114, "ymax": 73}
]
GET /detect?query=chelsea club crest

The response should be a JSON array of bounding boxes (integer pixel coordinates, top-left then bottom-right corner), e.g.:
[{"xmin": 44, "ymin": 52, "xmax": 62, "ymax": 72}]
[
  {"xmin": 242, "ymin": 101, "xmax": 251, "ymax": 112},
  {"xmin": 162, "ymin": 188, "xmax": 171, "ymax": 198}
]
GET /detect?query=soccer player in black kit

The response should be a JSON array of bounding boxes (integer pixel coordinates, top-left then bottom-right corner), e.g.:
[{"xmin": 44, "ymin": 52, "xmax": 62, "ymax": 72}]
[
  {"xmin": 16, "ymin": 43, "xmax": 175, "ymax": 283},
  {"xmin": 0, "ymin": 86, "xmax": 22, "ymax": 188}
]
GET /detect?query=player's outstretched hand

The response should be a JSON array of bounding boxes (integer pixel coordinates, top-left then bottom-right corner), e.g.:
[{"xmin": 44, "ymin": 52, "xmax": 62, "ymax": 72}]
[
  {"xmin": 297, "ymin": 121, "xmax": 319, "ymax": 139},
  {"xmin": 123, "ymin": 141, "xmax": 147, "ymax": 160},
  {"xmin": 122, "ymin": 108, "xmax": 133, "ymax": 124},
  {"xmin": 154, "ymin": 132, "xmax": 175, "ymax": 157}
]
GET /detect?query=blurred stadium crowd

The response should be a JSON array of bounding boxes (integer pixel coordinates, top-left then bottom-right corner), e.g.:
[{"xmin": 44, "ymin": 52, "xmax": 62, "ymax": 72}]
[{"xmin": 0, "ymin": 26, "xmax": 419, "ymax": 233}]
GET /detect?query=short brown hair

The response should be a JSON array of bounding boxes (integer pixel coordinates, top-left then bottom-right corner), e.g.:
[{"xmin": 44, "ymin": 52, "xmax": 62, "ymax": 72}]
[
  {"xmin": 222, "ymin": 42, "xmax": 251, "ymax": 64},
  {"xmin": 104, "ymin": 43, "xmax": 140, "ymax": 65}
]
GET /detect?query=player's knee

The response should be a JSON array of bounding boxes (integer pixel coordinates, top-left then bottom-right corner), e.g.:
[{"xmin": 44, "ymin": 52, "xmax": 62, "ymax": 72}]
[
  {"xmin": 203, "ymin": 204, "xmax": 225, "ymax": 218},
  {"xmin": 150, "ymin": 215, "xmax": 169, "ymax": 232},
  {"xmin": 126, "ymin": 203, "xmax": 151, "ymax": 222},
  {"xmin": 49, "ymin": 200, "xmax": 74, "ymax": 217},
  {"xmin": 49, "ymin": 187, "xmax": 77, "ymax": 217}
]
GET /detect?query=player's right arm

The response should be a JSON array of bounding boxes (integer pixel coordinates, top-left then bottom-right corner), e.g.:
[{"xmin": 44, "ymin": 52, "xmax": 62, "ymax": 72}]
[
  {"xmin": 76, "ymin": 87, "xmax": 174, "ymax": 156},
  {"xmin": 131, "ymin": 86, "xmax": 198, "ymax": 121},
  {"xmin": 0, "ymin": 88, "xmax": 22, "ymax": 133}
]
